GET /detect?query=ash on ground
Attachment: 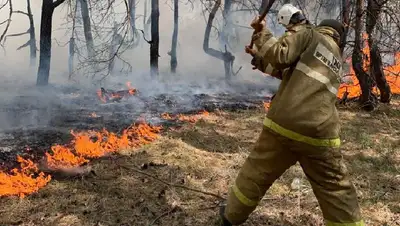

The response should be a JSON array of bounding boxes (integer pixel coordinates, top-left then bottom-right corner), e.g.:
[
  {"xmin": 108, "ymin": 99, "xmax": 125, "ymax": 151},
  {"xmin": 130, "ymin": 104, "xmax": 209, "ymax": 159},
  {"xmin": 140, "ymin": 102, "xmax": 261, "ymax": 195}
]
[{"xmin": 0, "ymin": 82, "xmax": 272, "ymax": 170}]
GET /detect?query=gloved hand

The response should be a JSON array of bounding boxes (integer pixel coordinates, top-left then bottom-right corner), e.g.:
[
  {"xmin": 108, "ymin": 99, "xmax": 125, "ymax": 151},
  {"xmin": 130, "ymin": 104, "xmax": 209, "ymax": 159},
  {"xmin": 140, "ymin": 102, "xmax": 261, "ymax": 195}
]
[
  {"xmin": 250, "ymin": 55, "xmax": 262, "ymax": 70},
  {"xmin": 245, "ymin": 44, "xmax": 258, "ymax": 70},
  {"xmin": 250, "ymin": 16, "xmax": 266, "ymax": 33},
  {"xmin": 245, "ymin": 45, "xmax": 256, "ymax": 56}
]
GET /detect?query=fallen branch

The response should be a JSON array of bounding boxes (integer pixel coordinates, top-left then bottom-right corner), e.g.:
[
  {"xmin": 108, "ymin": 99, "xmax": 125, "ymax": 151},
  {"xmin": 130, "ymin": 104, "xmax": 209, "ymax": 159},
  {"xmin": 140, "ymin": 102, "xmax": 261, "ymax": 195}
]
[
  {"xmin": 38, "ymin": 160, "xmax": 96, "ymax": 180},
  {"xmin": 117, "ymin": 163, "xmax": 226, "ymax": 200},
  {"xmin": 148, "ymin": 206, "xmax": 178, "ymax": 226}
]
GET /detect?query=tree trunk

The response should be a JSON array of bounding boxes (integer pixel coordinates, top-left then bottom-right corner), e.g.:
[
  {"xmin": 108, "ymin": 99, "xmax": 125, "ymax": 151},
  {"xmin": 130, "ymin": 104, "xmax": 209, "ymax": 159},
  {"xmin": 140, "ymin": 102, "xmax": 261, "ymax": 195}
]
[
  {"xmin": 36, "ymin": 0, "xmax": 65, "ymax": 86},
  {"xmin": 128, "ymin": 0, "xmax": 136, "ymax": 38},
  {"xmin": 340, "ymin": 0, "xmax": 350, "ymax": 52},
  {"xmin": 108, "ymin": 23, "xmax": 121, "ymax": 74},
  {"xmin": 68, "ymin": 37, "xmax": 75, "ymax": 79},
  {"xmin": 36, "ymin": 1, "xmax": 54, "ymax": 86},
  {"xmin": 169, "ymin": 0, "xmax": 178, "ymax": 73},
  {"xmin": 203, "ymin": 0, "xmax": 234, "ymax": 80},
  {"xmin": 366, "ymin": 0, "xmax": 391, "ymax": 103},
  {"xmin": 150, "ymin": 0, "xmax": 159, "ymax": 77},
  {"xmin": 69, "ymin": 1, "xmax": 78, "ymax": 80},
  {"xmin": 352, "ymin": 0, "xmax": 376, "ymax": 110},
  {"xmin": 79, "ymin": 0, "xmax": 95, "ymax": 60},
  {"xmin": 220, "ymin": 0, "xmax": 232, "ymax": 49},
  {"xmin": 27, "ymin": 0, "xmax": 36, "ymax": 66},
  {"xmin": 143, "ymin": 0, "xmax": 150, "ymax": 37}
]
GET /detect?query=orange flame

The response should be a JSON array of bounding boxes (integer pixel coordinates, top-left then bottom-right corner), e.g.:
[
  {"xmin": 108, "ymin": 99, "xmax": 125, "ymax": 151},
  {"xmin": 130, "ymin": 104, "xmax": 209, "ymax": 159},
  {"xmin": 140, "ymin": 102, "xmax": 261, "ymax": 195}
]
[
  {"xmin": 45, "ymin": 145, "xmax": 89, "ymax": 169},
  {"xmin": 97, "ymin": 89, "xmax": 107, "ymax": 103},
  {"xmin": 337, "ymin": 33, "xmax": 400, "ymax": 99},
  {"xmin": 0, "ymin": 122, "xmax": 162, "ymax": 198},
  {"xmin": 126, "ymin": 82, "xmax": 136, "ymax": 95},
  {"xmin": 46, "ymin": 123, "xmax": 161, "ymax": 168},
  {"xmin": 161, "ymin": 110, "xmax": 209, "ymax": 123},
  {"xmin": 0, "ymin": 156, "xmax": 51, "ymax": 198},
  {"xmin": 263, "ymin": 102, "xmax": 270, "ymax": 111},
  {"xmin": 97, "ymin": 82, "xmax": 137, "ymax": 103}
]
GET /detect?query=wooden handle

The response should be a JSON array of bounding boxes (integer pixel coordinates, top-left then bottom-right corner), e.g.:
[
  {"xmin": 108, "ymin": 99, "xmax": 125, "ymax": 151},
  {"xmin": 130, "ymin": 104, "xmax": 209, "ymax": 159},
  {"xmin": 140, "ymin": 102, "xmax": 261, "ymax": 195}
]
[{"xmin": 248, "ymin": 0, "xmax": 277, "ymax": 48}]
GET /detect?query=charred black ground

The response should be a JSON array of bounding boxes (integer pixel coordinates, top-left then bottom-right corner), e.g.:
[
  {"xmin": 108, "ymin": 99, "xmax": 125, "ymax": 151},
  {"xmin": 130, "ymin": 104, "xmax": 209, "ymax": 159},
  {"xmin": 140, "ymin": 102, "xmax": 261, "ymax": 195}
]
[{"xmin": 0, "ymin": 83, "xmax": 271, "ymax": 171}]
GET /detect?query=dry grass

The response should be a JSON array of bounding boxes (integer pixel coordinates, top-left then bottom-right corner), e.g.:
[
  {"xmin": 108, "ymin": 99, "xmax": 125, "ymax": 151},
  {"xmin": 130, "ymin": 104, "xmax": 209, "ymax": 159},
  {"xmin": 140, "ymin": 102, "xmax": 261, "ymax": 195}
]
[{"xmin": 0, "ymin": 101, "xmax": 399, "ymax": 226}]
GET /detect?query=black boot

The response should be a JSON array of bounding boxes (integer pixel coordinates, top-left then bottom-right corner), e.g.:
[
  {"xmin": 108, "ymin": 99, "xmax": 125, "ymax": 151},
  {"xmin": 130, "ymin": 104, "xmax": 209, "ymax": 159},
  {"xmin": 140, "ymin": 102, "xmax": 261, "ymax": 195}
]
[{"xmin": 218, "ymin": 204, "xmax": 232, "ymax": 226}]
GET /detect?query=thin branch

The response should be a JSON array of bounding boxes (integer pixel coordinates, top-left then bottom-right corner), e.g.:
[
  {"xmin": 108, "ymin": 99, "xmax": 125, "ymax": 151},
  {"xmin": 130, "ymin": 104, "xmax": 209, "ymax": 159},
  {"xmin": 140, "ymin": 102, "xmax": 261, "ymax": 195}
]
[
  {"xmin": 12, "ymin": 10, "xmax": 29, "ymax": 16},
  {"xmin": 4, "ymin": 29, "xmax": 29, "ymax": 40},
  {"xmin": 0, "ymin": 0, "xmax": 12, "ymax": 44},
  {"xmin": 117, "ymin": 163, "xmax": 226, "ymax": 200},
  {"xmin": 0, "ymin": 0, "xmax": 9, "ymax": 11},
  {"xmin": 148, "ymin": 206, "xmax": 178, "ymax": 226},
  {"xmin": 138, "ymin": 29, "xmax": 151, "ymax": 43},
  {"xmin": 16, "ymin": 40, "xmax": 30, "ymax": 50},
  {"xmin": 0, "ymin": 20, "xmax": 8, "ymax": 26}
]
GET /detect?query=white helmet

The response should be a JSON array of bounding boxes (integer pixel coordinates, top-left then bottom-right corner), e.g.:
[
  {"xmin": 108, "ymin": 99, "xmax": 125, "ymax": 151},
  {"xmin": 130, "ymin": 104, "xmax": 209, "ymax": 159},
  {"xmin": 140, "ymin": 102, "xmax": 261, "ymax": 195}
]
[{"xmin": 277, "ymin": 4, "xmax": 302, "ymax": 26}]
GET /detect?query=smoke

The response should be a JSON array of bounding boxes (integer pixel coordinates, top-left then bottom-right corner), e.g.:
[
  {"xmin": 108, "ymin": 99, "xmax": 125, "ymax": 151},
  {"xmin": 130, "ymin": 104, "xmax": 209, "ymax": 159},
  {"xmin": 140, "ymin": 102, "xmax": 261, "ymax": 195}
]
[
  {"xmin": 0, "ymin": 0, "xmax": 347, "ymax": 165},
  {"xmin": 0, "ymin": 0, "xmax": 291, "ymax": 134},
  {"xmin": 0, "ymin": 0, "xmax": 283, "ymax": 86}
]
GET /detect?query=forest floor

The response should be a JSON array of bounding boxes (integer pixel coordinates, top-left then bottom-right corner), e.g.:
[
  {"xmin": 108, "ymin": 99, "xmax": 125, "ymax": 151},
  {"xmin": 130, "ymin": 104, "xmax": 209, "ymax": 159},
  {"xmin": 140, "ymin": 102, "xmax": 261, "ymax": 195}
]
[{"xmin": 0, "ymin": 99, "xmax": 399, "ymax": 226}]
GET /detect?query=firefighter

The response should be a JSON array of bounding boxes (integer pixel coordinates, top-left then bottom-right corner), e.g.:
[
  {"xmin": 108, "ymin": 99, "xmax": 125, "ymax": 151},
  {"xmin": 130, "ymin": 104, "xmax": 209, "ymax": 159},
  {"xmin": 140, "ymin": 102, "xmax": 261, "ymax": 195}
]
[
  {"xmin": 217, "ymin": 18, "xmax": 365, "ymax": 226},
  {"xmin": 246, "ymin": 3, "xmax": 312, "ymax": 80}
]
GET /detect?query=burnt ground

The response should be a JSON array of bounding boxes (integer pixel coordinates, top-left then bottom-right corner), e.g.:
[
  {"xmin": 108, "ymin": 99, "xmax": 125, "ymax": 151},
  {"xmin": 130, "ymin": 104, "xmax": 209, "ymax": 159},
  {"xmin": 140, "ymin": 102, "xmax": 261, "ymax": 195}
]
[
  {"xmin": 0, "ymin": 98, "xmax": 399, "ymax": 226},
  {"xmin": 0, "ymin": 83, "xmax": 271, "ymax": 170}
]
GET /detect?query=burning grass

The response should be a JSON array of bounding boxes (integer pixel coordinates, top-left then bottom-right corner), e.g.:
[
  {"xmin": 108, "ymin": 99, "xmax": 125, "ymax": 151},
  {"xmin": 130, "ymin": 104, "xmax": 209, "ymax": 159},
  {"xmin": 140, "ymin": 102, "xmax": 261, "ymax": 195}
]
[
  {"xmin": 0, "ymin": 100, "xmax": 398, "ymax": 226},
  {"xmin": 0, "ymin": 157, "xmax": 51, "ymax": 199},
  {"xmin": 161, "ymin": 110, "xmax": 210, "ymax": 123},
  {"xmin": 1, "ymin": 66, "xmax": 400, "ymax": 224},
  {"xmin": 337, "ymin": 35, "xmax": 400, "ymax": 99},
  {"xmin": 0, "ymin": 122, "xmax": 162, "ymax": 198},
  {"xmin": 96, "ymin": 82, "xmax": 137, "ymax": 103}
]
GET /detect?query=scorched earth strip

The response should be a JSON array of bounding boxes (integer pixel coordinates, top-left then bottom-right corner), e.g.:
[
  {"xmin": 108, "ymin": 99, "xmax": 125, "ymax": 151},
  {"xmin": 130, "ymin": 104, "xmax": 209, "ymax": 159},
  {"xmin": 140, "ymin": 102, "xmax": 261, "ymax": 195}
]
[{"xmin": 0, "ymin": 122, "xmax": 162, "ymax": 198}]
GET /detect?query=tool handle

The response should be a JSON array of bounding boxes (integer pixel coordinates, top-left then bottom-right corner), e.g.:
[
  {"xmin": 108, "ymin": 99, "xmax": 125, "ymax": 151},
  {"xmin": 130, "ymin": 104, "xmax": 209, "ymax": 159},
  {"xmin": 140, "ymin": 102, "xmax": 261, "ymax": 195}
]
[{"xmin": 249, "ymin": 0, "xmax": 276, "ymax": 48}]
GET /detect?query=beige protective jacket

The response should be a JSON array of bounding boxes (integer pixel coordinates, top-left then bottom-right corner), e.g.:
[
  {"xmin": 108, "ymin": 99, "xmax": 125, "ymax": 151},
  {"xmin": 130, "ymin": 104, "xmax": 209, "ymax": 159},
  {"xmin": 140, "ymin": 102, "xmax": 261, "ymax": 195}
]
[{"xmin": 252, "ymin": 26, "xmax": 343, "ymax": 147}]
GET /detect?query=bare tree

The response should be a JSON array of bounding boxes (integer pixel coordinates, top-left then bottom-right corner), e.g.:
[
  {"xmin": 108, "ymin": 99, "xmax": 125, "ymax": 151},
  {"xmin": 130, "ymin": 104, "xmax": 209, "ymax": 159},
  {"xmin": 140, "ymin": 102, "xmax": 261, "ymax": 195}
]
[
  {"xmin": 168, "ymin": 0, "xmax": 178, "ymax": 73},
  {"xmin": 366, "ymin": 0, "xmax": 391, "ymax": 103},
  {"xmin": 62, "ymin": 0, "xmax": 135, "ymax": 82},
  {"xmin": 220, "ymin": 0, "xmax": 232, "ymax": 51},
  {"xmin": 3, "ymin": 0, "xmax": 36, "ymax": 66},
  {"xmin": 340, "ymin": 0, "xmax": 351, "ymax": 52},
  {"xmin": 143, "ymin": 0, "xmax": 151, "ymax": 38},
  {"xmin": 108, "ymin": 22, "xmax": 123, "ymax": 74},
  {"xmin": 69, "ymin": 0, "xmax": 78, "ymax": 79},
  {"xmin": 352, "ymin": 0, "xmax": 376, "ymax": 110},
  {"xmin": 150, "ymin": 0, "xmax": 159, "ymax": 77},
  {"xmin": 0, "ymin": 0, "xmax": 13, "ymax": 44},
  {"xmin": 36, "ymin": 0, "xmax": 67, "ymax": 86},
  {"xmin": 203, "ymin": 0, "xmax": 236, "ymax": 80},
  {"xmin": 128, "ymin": 0, "xmax": 140, "ymax": 44},
  {"xmin": 79, "ymin": 0, "xmax": 95, "ymax": 60}
]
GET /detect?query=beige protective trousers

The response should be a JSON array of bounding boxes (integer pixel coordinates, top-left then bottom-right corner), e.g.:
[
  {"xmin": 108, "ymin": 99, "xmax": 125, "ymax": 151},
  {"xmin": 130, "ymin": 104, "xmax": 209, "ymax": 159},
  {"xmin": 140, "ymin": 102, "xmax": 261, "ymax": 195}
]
[{"xmin": 224, "ymin": 127, "xmax": 365, "ymax": 226}]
